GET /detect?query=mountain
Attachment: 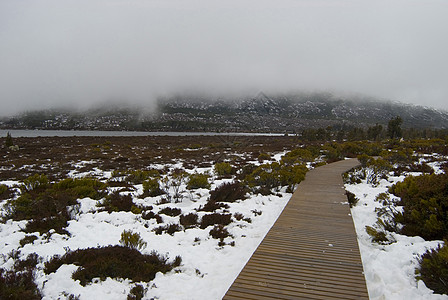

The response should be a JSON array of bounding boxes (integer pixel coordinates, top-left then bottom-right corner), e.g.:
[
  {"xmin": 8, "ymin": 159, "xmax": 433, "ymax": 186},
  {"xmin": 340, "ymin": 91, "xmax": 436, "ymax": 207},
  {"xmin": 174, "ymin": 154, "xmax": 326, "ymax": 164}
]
[{"xmin": 1, "ymin": 92, "xmax": 448, "ymax": 132}]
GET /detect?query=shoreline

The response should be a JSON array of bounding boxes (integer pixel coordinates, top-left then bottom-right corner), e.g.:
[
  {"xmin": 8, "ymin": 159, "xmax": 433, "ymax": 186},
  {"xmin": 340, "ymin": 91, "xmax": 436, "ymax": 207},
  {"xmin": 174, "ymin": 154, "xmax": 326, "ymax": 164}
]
[{"xmin": 0, "ymin": 129, "xmax": 288, "ymax": 138}]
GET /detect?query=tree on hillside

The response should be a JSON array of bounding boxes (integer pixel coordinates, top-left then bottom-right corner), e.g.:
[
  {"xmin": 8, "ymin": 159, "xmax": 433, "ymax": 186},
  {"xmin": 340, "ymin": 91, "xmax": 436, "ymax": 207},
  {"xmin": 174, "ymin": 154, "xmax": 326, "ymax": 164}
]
[
  {"xmin": 5, "ymin": 132, "xmax": 13, "ymax": 148},
  {"xmin": 347, "ymin": 127, "xmax": 366, "ymax": 141},
  {"xmin": 367, "ymin": 124, "xmax": 383, "ymax": 141},
  {"xmin": 387, "ymin": 116, "xmax": 403, "ymax": 139}
]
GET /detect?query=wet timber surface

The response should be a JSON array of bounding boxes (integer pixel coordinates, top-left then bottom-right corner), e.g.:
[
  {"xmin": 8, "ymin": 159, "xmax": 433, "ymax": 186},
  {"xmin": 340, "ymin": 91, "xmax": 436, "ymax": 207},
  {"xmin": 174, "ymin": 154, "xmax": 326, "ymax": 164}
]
[{"xmin": 223, "ymin": 158, "xmax": 369, "ymax": 300}]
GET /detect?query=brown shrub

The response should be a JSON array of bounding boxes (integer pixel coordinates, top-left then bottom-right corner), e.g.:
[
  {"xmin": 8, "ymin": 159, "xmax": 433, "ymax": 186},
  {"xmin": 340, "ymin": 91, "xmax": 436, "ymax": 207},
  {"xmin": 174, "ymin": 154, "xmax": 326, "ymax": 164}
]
[
  {"xmin": 158, "ymin": 207, "xmax": 182, "ymax": 217},
  {"xmin": 44, "ymin": 245, "xmax": 181, "ymax": 286},
  {"xmin": 179, "ymin": 213, "xmax": 199, "ymax": 228},
  {"xmin": 209, "ymin": 181, "xmax": 247, "ymax": 203},
  {"xmin": 141, "ymin": 211, "xmax": 163, "ymax": 224},
  {"xmin": 209, "ymin": 224, "xmax": 232, "ymax": 240},
  {"xmin": 200, "ymin": 213, "xmax": 232, "ymax": 229},
  {"xmin": 153, "ymin": 223, "xmax": 182, "ymax": 235},
  {"xmin": 100, "ymin": 192, "xmax": 134, "ymax": 212}
]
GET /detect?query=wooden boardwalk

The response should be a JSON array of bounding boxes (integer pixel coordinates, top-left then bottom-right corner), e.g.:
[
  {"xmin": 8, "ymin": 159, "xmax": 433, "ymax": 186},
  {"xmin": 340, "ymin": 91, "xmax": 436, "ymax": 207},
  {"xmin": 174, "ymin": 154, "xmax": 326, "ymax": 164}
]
[{"xmin": 223, "ymin": 159, "xmax": 369, "ymax": 300}]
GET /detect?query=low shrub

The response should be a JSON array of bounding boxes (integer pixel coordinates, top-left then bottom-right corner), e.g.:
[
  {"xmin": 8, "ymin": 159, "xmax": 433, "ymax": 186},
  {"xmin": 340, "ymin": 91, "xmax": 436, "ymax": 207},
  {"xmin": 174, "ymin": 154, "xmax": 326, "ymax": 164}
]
[
  {"xmin": 142, "ymin": 178, "xmax": 164, "ymax": 197},
  {"xmin": 20, "ymin": 174, "xmax": 49, "ymax": 193},
  {"xmin": 11, "ymin": 192, "xmax": 74, "ymax": 234},
  {"xmin": 408, "ymin": 162, "xmax": 434, "ymax": 174},
  {"xmin": 323, "ymin": 143, "xmax": 343, "ymax": 162},
  {"xmin": 416, "ymin": 243, "xmax": 448, "ymax": 295},
  {"xmin": 245, "ymin": 162, "xmax": 307, "ymax": 192},
  {"xmin": 100, "ymin": 192, "xmax": 134, "ymax": 213},
  {"xmin": 200, "ymin": 213, "xmax": 232, "ymax": 229},
  {"xmin": 6, "ymin": 176, "xmax": 109, "ymax": 234},
  {"xmin": 409, "ymin": 138, "xmax": 448, "ymax": 155},
  {"xmin": 346, "ymin": 157, "xmax": 391, "ymax": 187},
  {"xmin": 365, "ymin": 225, "xmax": 389, "ymax": 244},
  {"xmin": 342, "ymin": 170, "xmax": 362, "ymax": 185},
  {"xmin": 364, "ymin": 158, "xmax": 392, "ymax": 186},
  {"xmin": 235, "ymin": 164, "xmax": 257, "ymax": 181},
  {"xmin": 44, "ymin": 245, "xmax": 181, "ymax": 286},
  {"xmin": 389, "ymin": 173, "xmax": 448, "ymax": 240},
  {"xmin": 25, "ymin": 212, "xmax": 71, "ymax": 235},
  {"xmin": 0, "ymin": 184, "xmax": 7, "ymax": 195},
  {"xmin": 233, "ymin": 212, "xmax": 252, "ymax": 223},
  {"xmin": 357, "ymin": 154, "xmax": 370, "ymax": 168},
  {"xmin": 234, "ymin": 212, "xmax": 244, "ymax": 221},
  {"xmin": 258, "ymin": 153, "xmax": 271, "ymax": 162},
  {"xmin": 10, "ymin": 253, "xmax": 39, "ymax": 273},
  {"xmin": 107, "ymin": 179, "xmax": 134, "ymax": 189},
  {"xmin": 131, "ymin": 206, "xmax": 142, "ymax": 214},
  {"xmin": 382, "ymin": 148, "xmax": 416, "ymax": 166},
  {"xmin": 0, "ymin": 253, "xmax": 42, "ymax": 300},
  {"xmin": 128, "ymin": 284, "xmax": 146, "ymax": 300},
  {"xmin": 19, "ymin": 235, "xmax": 38, "ymax": 247},
  {"xmin": 209, "ymin": 181, "xmax": 247, "ymax": 203},
  {"xmin": 159, "ymin": 207, "xmax": 182, "ymax": 217},
  {"xmin": 119, "ymin": 230, "xmax": 147, "ymax": 251},
  {"xmin": 214, "ymin": 162, "xmax": 233, "ymax": 177},
  {"xmin": 187, "ymin": 173, "xmax": 210, "ymax": 190},
  {"xmin": 159, "ymin": 170, "xmax": 186, "ymax": 202},
  {"xmin": 311, "ymin": 161, "xmax": 327, "ymax": 168},
  {"xmin": 0, "ymin": 269, "xmax": 40, "ymax": 300},
  {"xmin": 179, "ymin": 213, "xmax": 199, "ymax": 228},
  {"xmin": 281, "ymin": 148, "xmax": 314, "ymax": 165},
  {"xmin": 65, "ymin": 294, "xmax": 80, "ymax": 300},
  {"xmin": 209, "ymin": 224, "xmax": 232, "ymax": 240},
  {"xmin": 153, "ymin": 223, "xmax": 182, "ymax": 236},
  {"xmin": 155, "ymin": 197, "xmax": 171, "ymax": 205},
  {"xmin": 197, "ymin": 199, "xmax": 229, "ymax": 212},
  {"xmin": 52, "ymin": 177, "xmax": 108, "ymax": 200},
  {"xmin": 0, "ymin": 184, "xmax": 12, "ymax": 200},
  {"xmin": 346, "ymin": 191, "xmax": 359, "ymax": 208},
  {"xmin": 13, "ymin": 253, "xmax": 40, "ymax": 272},
  {"xmin": 251, "ymin": 209, "xmax": 262, "ymax": 216},
  {"xmin": 126, "ymin": 170, "xmax": 159, "ymax": 184},
  {"xmin": 141, "ymin": 211, "xmax": 163, "ymax": 224}
]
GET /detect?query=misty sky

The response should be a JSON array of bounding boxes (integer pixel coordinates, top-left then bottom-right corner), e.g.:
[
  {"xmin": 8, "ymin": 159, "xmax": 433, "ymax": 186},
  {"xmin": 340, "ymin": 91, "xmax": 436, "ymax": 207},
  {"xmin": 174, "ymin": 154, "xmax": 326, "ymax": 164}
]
[{"xmin": 1, "ymin": 0, "xmax": 448, "ymax": 116}]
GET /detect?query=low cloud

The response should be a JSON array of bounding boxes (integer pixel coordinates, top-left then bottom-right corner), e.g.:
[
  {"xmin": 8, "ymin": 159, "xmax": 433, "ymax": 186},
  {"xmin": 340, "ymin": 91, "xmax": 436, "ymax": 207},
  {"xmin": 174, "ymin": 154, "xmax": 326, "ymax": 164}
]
[{"xmin": 1, "ymin": 0, "xmax": 447, "ymax": 116}]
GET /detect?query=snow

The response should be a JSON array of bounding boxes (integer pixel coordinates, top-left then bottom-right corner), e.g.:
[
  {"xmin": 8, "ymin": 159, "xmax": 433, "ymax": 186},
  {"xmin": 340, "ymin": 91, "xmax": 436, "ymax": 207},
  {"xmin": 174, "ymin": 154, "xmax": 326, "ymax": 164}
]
[
  {"xmin": 0, "ymin": 165, "xmax": 291, "ymax": 299},
  {"xmin": 2, "ymin": 153, "xmax": 448, "ymax": 299},
  {"xmin": 346, "ymin": 173, "xmax": 448, "ymax": 300},
  {"xmin": 36, "ymin": 266, "xmax": 133, "ymax": 300},
  {"xmin": 272, "ymin": 151, "xmax": 288, "ymax": 162},
  {"xmin": 0, "ymin": 180, "xmax": 19, "ymax": 187}
]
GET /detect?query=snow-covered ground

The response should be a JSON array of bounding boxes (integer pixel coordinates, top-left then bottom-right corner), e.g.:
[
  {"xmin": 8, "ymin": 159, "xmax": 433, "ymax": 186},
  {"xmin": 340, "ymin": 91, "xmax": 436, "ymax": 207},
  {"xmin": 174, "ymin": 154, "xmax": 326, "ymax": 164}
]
[
  {"xmin": 0, "ymin": 159, "xmax": 292, "ymax": 299},
  {"xmin": 2, "ymin": 151, "xmax": 448, "ymax": 299},
  {"xmin": 346, "ymin": 166, "xmax": 448, "ymax": 299}
]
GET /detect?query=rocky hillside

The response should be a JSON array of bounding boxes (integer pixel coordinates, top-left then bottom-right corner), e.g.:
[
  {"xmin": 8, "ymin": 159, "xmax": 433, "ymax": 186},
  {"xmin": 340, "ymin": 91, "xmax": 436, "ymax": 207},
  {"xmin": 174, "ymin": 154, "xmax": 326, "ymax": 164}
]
[{"xmin": 2, "ymin": 92, "xmax": 448, "ymax": 132}]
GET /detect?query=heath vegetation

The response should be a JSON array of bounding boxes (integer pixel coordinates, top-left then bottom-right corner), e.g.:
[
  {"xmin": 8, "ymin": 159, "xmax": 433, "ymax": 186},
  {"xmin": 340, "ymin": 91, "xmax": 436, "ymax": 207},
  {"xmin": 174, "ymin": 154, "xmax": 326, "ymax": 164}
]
[
  {"xmin": 1, "ymin": 129, "xmax": 448, "ymax": 297},
  {"xmin": 345, "ymin": 137, "xmax": 448, "ymax": 295}
]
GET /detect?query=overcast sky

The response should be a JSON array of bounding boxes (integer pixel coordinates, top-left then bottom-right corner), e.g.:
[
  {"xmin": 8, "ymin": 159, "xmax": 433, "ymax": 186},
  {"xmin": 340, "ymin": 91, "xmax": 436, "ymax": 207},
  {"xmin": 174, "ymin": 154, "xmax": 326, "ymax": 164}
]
[{"xmin": 1, "ymin": 0, "xmax": 447, "ymax": 116}]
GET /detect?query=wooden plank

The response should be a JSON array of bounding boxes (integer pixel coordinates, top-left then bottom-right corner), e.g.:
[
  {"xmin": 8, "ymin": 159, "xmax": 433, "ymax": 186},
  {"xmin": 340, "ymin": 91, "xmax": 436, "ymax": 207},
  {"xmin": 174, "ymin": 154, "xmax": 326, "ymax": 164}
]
[{"xmin": 223, "ymin": 159, "xmax": 369, "ymax": 299}]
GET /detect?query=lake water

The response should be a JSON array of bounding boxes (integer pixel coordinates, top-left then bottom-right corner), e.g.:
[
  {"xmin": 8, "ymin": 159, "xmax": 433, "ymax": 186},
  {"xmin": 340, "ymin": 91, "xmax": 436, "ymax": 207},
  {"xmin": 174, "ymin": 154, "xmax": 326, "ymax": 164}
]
[{"xmin": 1, "ymin": 129, "xmax": 284, "ymax": 138}]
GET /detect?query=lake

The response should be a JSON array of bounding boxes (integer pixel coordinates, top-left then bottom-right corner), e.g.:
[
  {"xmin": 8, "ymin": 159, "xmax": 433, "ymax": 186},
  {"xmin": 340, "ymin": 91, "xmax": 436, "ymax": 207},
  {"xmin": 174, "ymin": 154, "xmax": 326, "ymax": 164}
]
[{"xmin": 0, "ymin": 129, "xmax": 284, "ymax": 138}]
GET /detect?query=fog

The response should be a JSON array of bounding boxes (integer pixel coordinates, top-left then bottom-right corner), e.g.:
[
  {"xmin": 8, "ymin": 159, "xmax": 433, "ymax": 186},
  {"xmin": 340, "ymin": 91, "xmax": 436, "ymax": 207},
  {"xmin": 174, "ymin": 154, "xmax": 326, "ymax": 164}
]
[{"xmin": 1, "ymin": 0, "xmax": 447, "ymax": 116}]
